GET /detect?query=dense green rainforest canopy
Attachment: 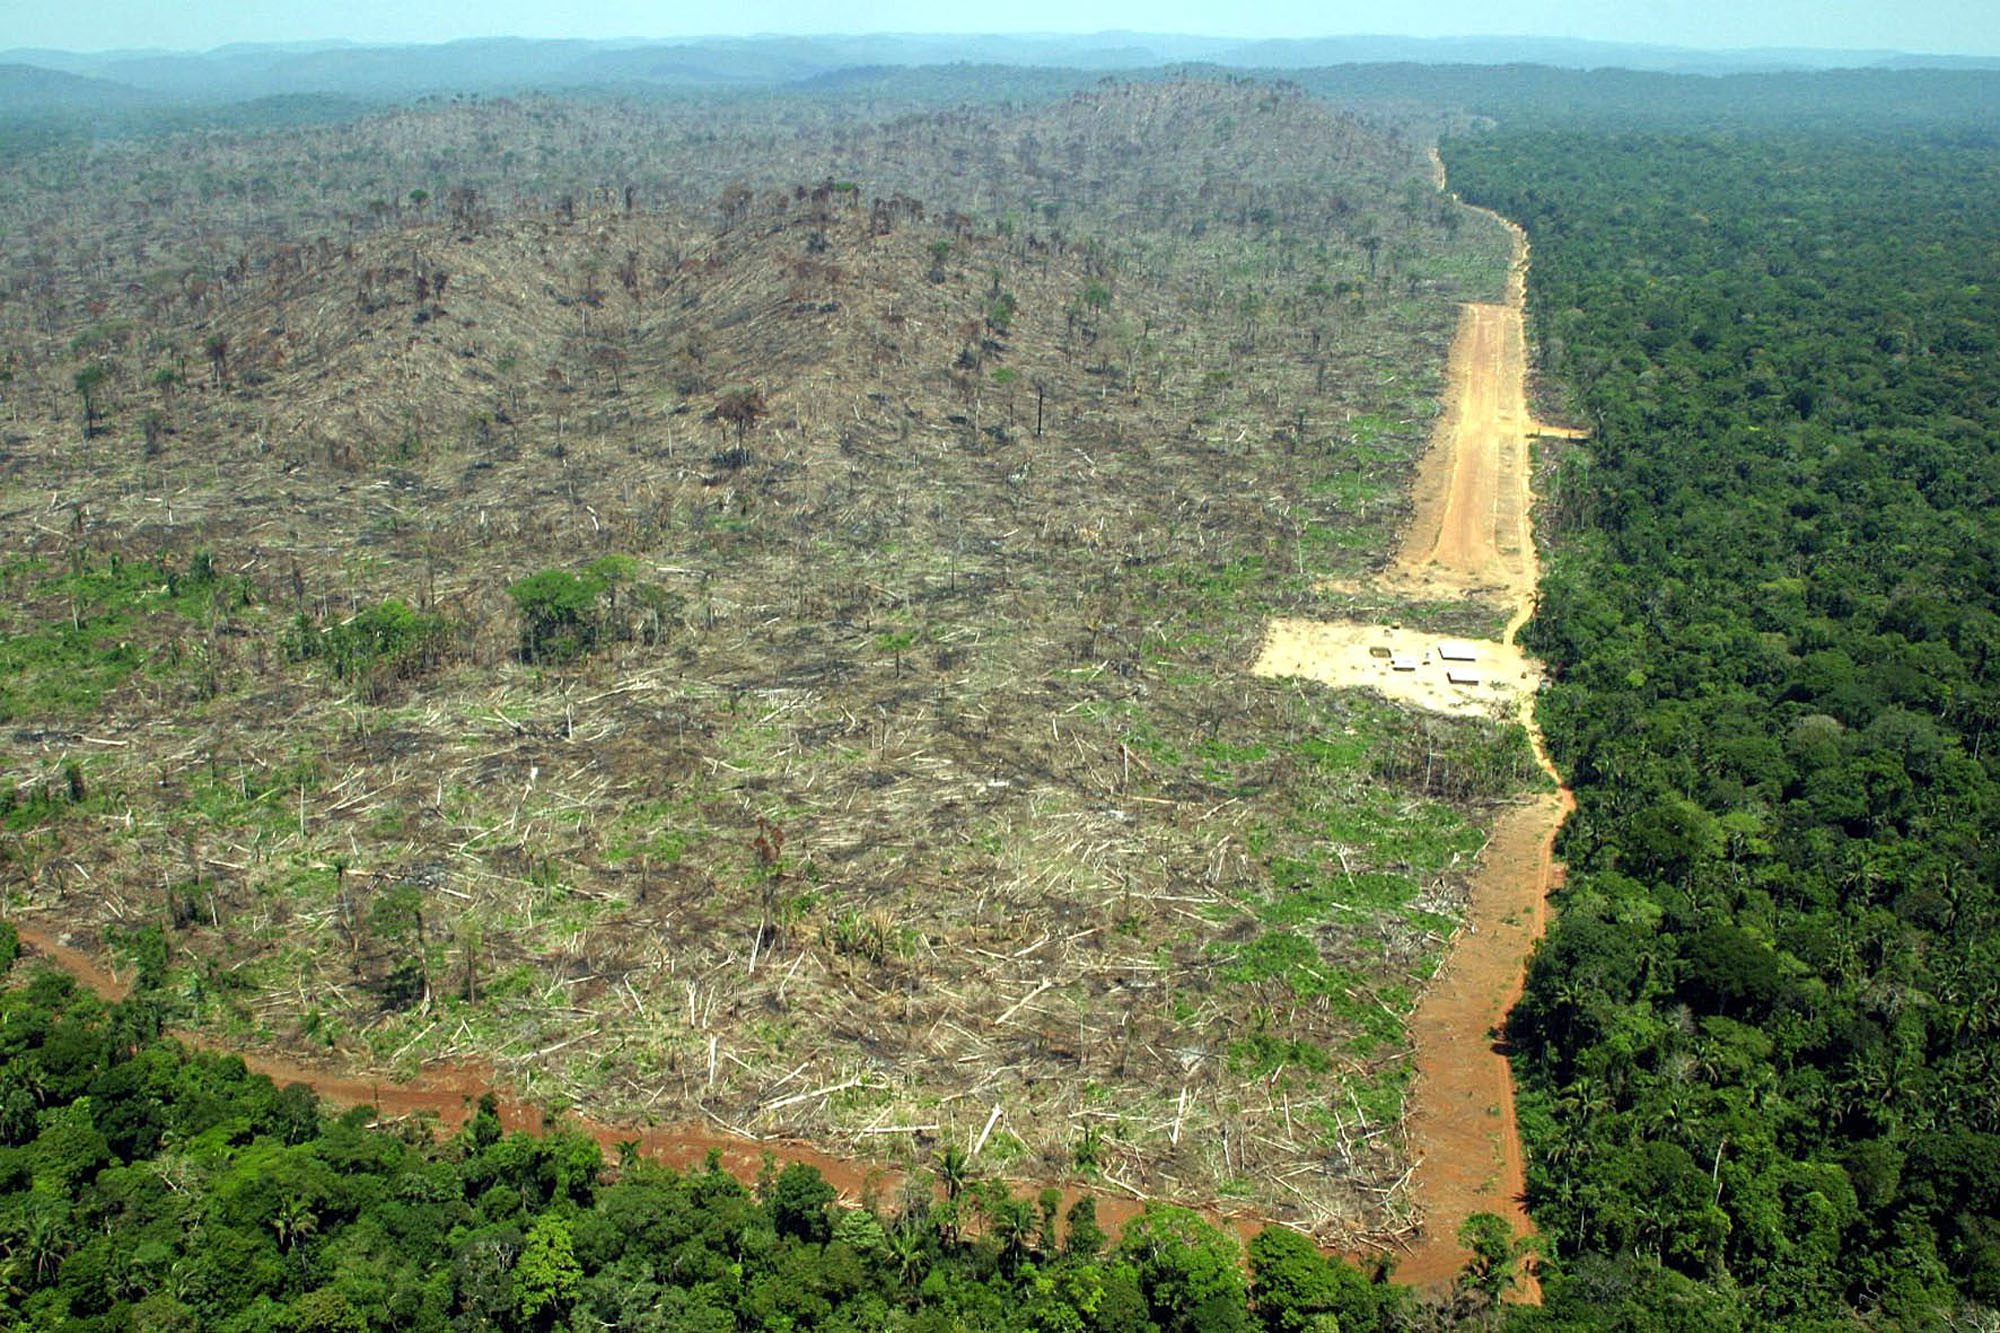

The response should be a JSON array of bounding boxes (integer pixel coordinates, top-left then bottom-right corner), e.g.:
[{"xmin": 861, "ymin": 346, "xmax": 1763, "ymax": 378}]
[{"xmin": 1446, "ymin": 109, "xmax": 2000, "ymax": 1326}]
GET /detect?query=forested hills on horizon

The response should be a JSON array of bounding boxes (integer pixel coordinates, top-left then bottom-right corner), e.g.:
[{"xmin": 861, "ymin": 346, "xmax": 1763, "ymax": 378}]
[{"xmin": 3, "ymin": 29, "xmax": 1996, "ymax": 109}]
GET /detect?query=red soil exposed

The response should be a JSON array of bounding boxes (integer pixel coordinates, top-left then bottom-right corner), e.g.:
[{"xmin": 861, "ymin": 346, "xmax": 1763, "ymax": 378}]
[
  {"xmin": 1263, "ymin": 173, "xmax": 1576, "ymax": 1296},
  {"xmin": 5, "ymin": 917, "xmax": 1172, "ymax": 1237}
]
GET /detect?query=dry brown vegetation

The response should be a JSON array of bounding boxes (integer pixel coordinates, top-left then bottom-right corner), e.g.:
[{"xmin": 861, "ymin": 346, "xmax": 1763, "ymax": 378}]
[{"xmin": 0, "ymin": 78, "xmax": 1535, "ymax": 1246}]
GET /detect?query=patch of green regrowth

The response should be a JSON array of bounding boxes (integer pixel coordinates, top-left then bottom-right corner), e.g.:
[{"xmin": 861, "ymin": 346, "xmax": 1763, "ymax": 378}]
[
  {"xmin": 975, "ymin": 1130, "xmax": 1027, "ymax": 1168},
  {"xmin": 1213, "ymin": 930, "xmax": 1324, "ymax": 990},
  {"xmin": 1307, "ymin": 465, "xmax": 1399, "ymax": 507},
  {"xmin": 1196, "ymin": 739, "xmax": 1268, "ymax": 765},
  {"xmin": 603, "ymin": 811, "xmax": 696, "ymax": 866},
  {"xmin": 1298, "ymin": 520, "xmax": 1385, "ymax": 560},
  {"xmin": 508, "ymin": 554, "xmax": 650, "ymax": 665},
  {"xmin": 0, "ymin": 759, "xmax": 109, "ymax": 830},
  {"xmin": 284, "ymin": 598, "xmax": 451, "ymax": 682},
  {"xmin": 1341, "ymin": 1064, "xmax": 1415, "ymax": 1128},
  {"xmin": 173, "ymin": 759, "xmax": 323, "ymax": 840},
  {"xmin": 1370, "ymin": 713, "xmax": 1553, "ymax": 802},
  {"xmin": 1334, "ymin": 412, "xmax": 1400, "ymax": 448},
  {"xmin": 0, "ymin": 550, "xmax": 246, "ymax": 720},
  {"xmin": 1196, "ymin": 738, "xmax": 1270, "ymax": 789},
  {"xmin": 1291, "ymin": 730, "xmax": 1371, "ymax": 773},
  {"xmin": 1121, "ymin": 714, "xmax": 1183, "ymax": 770},
  {"xmin": 1143, "ymin": 556, "xmax": 1273, "ymax": 610},
  {"xmin": 258, "ymin": 861, "xmax": 341, "ymax": 905},
  {"xmin": 510, "ymin": 568, "xmax": 603, "ymax": 664},
  {"xmin": 1228, "ymin": 1028, "xmax": 1333, "ymax": 1079},
  {"xmin": 1258, "ymin": 864, "xmax": 1419, "ymax": 927},
  {"xmin": 1308, "ymin": 787, "xmax": 1483, "ymax": 876},
  {"xmin": 1214, "ymin": 931, "xmax": 1409, "ymax": 1051}
]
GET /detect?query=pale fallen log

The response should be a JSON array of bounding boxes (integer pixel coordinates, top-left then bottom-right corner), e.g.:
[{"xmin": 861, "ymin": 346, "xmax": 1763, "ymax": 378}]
[
  {"xmin": 763, "ymin": 1077, "xmax": 869, "ymax": 1115},
  {"xmin": 995, "ymin": 978, "xmax": 1055, "ymax": 1026},
  {"xmin": 972, "ymin": 1103, "xmax": 1005, "ymax": 1157}
]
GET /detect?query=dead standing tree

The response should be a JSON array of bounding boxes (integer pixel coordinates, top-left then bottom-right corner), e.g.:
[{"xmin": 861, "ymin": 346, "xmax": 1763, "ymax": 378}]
[
  {"xmin": 717, "ymin": 181, "xmax": 754, "ymax": 231},
  {"xmin": 713, "ymin": 385, "xmax": 767, "ymax": 469},
  {"xmin": 203, "ymin": 333, "xmax": 228, "ymax": 387},
  {"xmin": 749, "ymin": 817, "xmax": 786, "ymax": 974}
]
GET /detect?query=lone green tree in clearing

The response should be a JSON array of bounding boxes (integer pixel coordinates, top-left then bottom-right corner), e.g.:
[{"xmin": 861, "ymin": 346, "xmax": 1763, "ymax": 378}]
[{"xmin": 73, "ymin": 363, "xmax": 107, "ymax": 437}]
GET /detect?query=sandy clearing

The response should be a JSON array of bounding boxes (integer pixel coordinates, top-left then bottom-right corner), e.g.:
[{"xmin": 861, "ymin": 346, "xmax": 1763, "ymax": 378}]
[{"xmin": 1252, "ymin": 619, "xmax": 1539, "ymax": 721}]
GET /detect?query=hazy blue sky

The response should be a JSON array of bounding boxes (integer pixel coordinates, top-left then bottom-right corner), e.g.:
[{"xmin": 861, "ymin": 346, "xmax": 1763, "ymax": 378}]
[{"xmin": 4, "ymin": 0, "xmax": 1995, "ymax": 56}]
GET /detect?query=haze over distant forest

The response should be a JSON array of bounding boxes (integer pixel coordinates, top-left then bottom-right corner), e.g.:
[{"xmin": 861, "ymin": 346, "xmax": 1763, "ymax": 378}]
[{"xmin": 1, "ymin": 14, "xmax": 1997, "ymax": 1333}]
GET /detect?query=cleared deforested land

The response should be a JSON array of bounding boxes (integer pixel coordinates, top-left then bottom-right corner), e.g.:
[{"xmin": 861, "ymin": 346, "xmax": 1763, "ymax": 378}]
[{"xmin": 0, "ymin": 79, "xmax": 1542, "ymax": 1246}]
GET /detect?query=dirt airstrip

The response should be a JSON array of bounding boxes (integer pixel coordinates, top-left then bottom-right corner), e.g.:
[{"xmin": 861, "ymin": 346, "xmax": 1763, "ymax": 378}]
[{"xmin": 1253, "ymin": 206, "xmax": 1577, "ymax": 1300}]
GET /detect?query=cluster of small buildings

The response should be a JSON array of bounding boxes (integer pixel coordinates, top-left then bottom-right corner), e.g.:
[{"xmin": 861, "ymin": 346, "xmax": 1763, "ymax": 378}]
[{"xmin": 1382, "ymin": 639, "xmax": 1482, "ymax": 687}]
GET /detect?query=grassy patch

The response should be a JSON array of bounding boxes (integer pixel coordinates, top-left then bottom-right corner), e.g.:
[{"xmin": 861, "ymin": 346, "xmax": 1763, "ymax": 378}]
[{"xmin": 0, "ymin": 552, "xmax": 250, "ymax": 720}]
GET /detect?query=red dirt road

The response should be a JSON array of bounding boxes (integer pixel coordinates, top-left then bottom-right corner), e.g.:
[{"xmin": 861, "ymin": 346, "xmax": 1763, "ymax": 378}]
[
  {"xmin": 4, "ymin": 917, "xmax": 1171, "ymax": 1239},
  {"xmin": 1393, "ymin": 783, "xmax": 1571, "ymax": 1295},
  {"xmin": 5, "ymin": 917, "xmax": 909, "ymax": 1204}
]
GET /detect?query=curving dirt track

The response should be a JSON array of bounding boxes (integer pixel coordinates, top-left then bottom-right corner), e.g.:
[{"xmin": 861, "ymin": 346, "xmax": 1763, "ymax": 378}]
[
  {"xmin": 4, "ymin": 916, "xmax": 1177, "ymax": 1239},
  {"xmin": 3, "ymin": 918, "xmax": 891, "ymax": 1192},
  {"xmin": 1393, "ymin": 781, "xmax": 1571, "ymax": 1297}
]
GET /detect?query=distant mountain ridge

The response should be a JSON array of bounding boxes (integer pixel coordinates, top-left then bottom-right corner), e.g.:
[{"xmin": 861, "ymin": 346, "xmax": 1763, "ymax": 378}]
[
  {"xmin": 2, "ymin": 30, "xmax": 1994, "ymax": 110},
  {"xmin": 0, "ymin": 61, "xmax": 164, "ymax": 114}
]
